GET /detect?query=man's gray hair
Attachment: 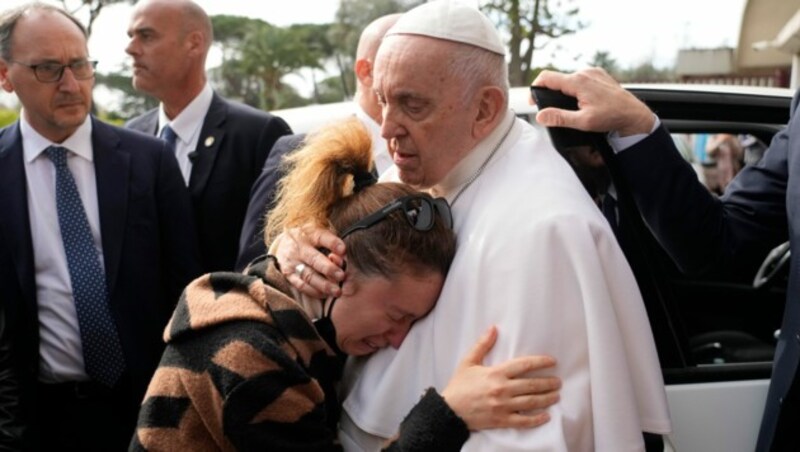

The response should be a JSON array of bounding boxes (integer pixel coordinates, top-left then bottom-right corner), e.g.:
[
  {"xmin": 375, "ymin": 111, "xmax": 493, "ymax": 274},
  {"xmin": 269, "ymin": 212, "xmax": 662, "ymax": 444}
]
[
  {"xmin": 0, "ymin": 2, "xmax": 87, "ymax": 61},
  {"xmin": 446, "ymin": 43, "xmax": 510, "ymax": 108}
]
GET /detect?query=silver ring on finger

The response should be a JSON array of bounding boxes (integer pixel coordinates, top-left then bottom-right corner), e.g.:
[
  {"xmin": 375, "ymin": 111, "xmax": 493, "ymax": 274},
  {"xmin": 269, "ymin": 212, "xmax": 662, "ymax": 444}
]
[{"xmin": 294, "ymin": 263, "xmax": 306, "ymax": 277}]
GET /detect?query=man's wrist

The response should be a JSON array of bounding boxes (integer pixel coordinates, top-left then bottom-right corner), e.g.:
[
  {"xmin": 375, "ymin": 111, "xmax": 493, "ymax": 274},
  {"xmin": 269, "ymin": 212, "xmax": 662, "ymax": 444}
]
[
  {"xmin": 616, "ymin": 108, "xmax": 656, "ymax": 137},
  {"xmin": 608, "ymin": 114, "xmax": 661, "ymax": 153}
]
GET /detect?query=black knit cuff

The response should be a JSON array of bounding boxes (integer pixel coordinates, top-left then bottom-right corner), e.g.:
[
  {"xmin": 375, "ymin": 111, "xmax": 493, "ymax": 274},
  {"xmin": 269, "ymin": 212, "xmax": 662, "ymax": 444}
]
[{"xmin": 388, "ymin": 388, "xmax": 470, "ymax": 451}]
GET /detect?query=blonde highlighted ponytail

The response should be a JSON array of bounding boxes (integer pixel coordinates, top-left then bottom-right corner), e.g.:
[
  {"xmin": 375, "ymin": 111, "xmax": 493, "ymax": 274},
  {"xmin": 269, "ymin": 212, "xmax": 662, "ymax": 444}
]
[{"xmin": 265, "ymin": 117, "xmax": 373, "ymax": 244}]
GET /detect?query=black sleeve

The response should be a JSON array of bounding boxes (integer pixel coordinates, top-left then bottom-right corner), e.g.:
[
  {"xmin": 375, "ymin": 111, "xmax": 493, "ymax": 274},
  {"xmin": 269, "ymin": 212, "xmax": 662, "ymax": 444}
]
[
  {"xmin": 235, "ymin": 134, "xmax": 306, "ymax": 271},
  {"xmin": 0, "ymin": 304, "xmax": 23, "ymax": 451},
  {"xmin": 616, "ymin": 120, "xmax": 791, "ymax": 280},
  {"xmin": 383, "ymin": 388, "xmax": 470, "ymax": 452},
  {"xmin": 155, "ymin": 143, "xmax": 203, "ymax": 305}
]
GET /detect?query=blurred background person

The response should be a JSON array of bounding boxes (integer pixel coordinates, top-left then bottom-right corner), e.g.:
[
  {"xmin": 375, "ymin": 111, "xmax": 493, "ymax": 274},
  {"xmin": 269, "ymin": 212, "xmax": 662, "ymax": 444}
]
[
  {"xmin": 125, "ymin": 0, "xmax": 292, "ymax": 273},
  {"xmin": 0, "ymin": 3, "xmax": 200, "ymax": 450}
]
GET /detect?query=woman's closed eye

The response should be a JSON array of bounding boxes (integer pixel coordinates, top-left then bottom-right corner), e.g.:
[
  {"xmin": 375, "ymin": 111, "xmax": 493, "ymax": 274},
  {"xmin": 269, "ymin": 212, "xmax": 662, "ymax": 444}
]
[{"xmin": 389, "ymin": 311, "xmax": 415, "ymax": 325}]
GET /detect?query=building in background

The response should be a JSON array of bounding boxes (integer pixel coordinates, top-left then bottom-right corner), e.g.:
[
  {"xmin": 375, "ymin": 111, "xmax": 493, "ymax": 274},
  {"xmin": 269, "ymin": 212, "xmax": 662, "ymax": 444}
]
[{"xmin": 676, "ymin": 0, "xmax": 800, "ymax": 88}]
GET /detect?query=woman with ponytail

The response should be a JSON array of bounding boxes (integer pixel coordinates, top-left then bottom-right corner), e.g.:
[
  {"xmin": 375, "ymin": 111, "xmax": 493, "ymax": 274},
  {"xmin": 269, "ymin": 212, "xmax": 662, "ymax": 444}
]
[{"xmin": 131, "ymin": 118, "xmax": 560, "ymax": 451}]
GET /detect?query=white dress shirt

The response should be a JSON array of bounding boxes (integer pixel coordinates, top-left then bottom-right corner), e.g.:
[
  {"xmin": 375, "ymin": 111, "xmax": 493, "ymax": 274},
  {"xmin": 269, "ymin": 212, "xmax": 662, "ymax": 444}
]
[
  {"xmin": 22, "ymin": 114, "xmax": 99, "ymax": 383},
  {"xmin": 608, "ymin": 115, "xmax": 662, "ymax": 153},
  {"xmin": 158, "ymin": 82, "xmax": 214, "ymax": 185}
]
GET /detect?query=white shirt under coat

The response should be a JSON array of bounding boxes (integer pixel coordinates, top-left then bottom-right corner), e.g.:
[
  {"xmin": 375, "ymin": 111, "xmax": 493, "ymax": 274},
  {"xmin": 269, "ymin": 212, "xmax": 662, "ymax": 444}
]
[
  {"xmin": 22, "ymin": 115, "xmax": 99, "ymax": 383},
  {"xmin": 157, "ymin": 82, "xmax": 214, "ymax": 185}
]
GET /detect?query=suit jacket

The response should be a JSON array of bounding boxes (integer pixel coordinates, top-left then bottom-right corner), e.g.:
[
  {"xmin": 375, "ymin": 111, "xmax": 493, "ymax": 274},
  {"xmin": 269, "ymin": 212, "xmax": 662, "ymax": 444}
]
[
  {"xmin": 126, "ymin": 93, "xmax": 292, "ymax": 272},
  {"xmin": 616, "ymin": 91, "xmax": 800, "ymax": 451},
  {"xmin": 235, "ymin": 133, "xmax": 306, "ymax": 270},
  {"xmin": 0, "ymin": 118, "xmax": 202, "ymax": 448},
  {"xmin": 0, "ymin": 303, "xmax": 20, "ymax": 451}
]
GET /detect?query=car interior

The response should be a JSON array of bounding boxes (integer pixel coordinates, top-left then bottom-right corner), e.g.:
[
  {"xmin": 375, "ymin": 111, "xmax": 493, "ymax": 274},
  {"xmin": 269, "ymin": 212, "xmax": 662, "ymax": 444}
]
[{"xmin": 532, "ymin": 86, "xmax": 791, "ymax": 386}]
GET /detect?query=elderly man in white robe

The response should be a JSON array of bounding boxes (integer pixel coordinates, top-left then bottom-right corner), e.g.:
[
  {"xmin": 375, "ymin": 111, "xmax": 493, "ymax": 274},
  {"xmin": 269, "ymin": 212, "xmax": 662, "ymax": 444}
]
[{"xmin": 273, "ymin": 2, "xmax": 672, "ymax": 450}]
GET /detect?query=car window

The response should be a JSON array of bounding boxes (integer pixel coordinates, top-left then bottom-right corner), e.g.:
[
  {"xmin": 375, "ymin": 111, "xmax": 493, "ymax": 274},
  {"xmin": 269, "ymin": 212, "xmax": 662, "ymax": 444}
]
[
  {"xmin": 672, "ymin": 132, "xmax": 768, "ymax": 195},
  {"xmin": 550, "ymin": 87, "xmax": 791, "ymax": 382}
]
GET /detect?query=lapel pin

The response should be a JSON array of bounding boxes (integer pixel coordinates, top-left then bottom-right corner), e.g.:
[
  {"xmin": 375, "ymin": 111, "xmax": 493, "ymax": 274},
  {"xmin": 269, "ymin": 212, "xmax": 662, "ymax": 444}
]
[{"xmin": 204, "ymin": 136, "xmax": 215, "ymax": 147}]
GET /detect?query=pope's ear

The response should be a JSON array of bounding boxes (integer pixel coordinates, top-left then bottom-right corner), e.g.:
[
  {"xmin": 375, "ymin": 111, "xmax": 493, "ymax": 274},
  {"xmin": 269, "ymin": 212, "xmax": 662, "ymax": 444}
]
[{"xmin": 473, "ymin": 86, "xmax": 505, "ymax": 139}]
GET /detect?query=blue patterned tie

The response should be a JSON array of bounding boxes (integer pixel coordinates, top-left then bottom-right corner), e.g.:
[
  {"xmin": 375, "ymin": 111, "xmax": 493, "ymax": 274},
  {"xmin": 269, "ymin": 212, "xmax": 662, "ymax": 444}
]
[
  {"xmin": 45, "ymin": 146, "xmax": 126, "ymax": 387},
  {"xmin": 160, "ymin": 124, "xmax": 177, "ymax": 152}
]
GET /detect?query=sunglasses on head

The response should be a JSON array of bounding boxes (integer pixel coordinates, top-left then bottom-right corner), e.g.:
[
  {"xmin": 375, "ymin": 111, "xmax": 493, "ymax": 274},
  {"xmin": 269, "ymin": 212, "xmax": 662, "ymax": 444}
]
[{"xmin": 339, "ymin": 194, "xmax": 453, "ymax": 239}]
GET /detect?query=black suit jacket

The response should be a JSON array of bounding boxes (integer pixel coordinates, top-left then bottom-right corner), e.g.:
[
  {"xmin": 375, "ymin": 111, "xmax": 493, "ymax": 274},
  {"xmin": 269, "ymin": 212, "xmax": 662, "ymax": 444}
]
[
  {"xmin": 616, "ymin": 91, "xmax": 800, "ymax": 451},
  {"xmin": 0, "ymin": 118, "xmax": 202, "ymax": 448},
  {"xmin": 126, "ymin": 93, "xmax": 292, "ymax": 272},
  {"xmin": 235, "ymin": 134, "xmax": 306, "ymax": 270}
]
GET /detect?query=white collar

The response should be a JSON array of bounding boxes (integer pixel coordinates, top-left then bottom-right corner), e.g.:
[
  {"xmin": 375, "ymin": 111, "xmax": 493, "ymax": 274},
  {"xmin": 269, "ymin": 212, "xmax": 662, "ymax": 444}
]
[
  {"xmin": 430, "ymin": 109, "xmax": 517, "ymax": 201},
  {"xmin": 21, "ymin": 113, "xmax": 94, "ymax": 163},
  {"xmin": 157, "ymin": 82, "xmax": 214, "ymax": 143}
]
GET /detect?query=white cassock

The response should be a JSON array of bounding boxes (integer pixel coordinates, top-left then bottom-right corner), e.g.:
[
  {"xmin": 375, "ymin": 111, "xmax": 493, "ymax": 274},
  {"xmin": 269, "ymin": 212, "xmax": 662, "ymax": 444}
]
[{"xmin": 338, "ymin": 110, "xmax": 672, "ymax": 451}]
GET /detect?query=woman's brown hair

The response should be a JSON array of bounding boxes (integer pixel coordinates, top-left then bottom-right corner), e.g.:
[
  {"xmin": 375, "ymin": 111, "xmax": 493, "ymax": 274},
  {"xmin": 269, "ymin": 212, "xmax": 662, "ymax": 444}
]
[{"xmin": 265, "ymin": 118, "xmax": 456, "ymax": 278}]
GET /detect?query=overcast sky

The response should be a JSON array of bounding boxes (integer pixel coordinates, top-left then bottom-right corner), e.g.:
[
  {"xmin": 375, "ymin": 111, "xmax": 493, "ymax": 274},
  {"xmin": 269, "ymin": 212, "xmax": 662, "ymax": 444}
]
[{"xmin": 1, "ymin": 0, "xmax": 747, "ymax": 106}]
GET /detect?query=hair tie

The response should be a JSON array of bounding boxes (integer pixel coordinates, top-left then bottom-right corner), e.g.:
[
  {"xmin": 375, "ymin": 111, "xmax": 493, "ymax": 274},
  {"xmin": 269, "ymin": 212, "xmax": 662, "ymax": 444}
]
[{"xmin": 353, "ymin": 168, "xmax": 377, "ymax": 193}]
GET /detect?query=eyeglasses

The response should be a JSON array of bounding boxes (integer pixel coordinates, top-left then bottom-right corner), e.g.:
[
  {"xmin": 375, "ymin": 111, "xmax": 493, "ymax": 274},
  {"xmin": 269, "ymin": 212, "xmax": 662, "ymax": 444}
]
[
  {"xmin": 10, "ymin": 59, "xmax": 97, "ymax": 83},
  {"xmin": 339, "ymin": 194, "xmax": 453, "ymax": 239}
]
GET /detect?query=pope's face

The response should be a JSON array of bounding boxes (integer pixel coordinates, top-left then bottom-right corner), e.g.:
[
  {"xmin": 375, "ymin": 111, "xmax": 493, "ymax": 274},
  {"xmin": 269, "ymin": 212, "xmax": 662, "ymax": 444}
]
[
  {"xmin": 373, "ymin": 36, "xmax": 480, "ymax": 189},
  {"xmin": 330, "ymin": 269, "xmax": 444, "ymax": 356},
  {"xmin": 0, "ymin": 10, "xmax": 93, "ymax": 143}
]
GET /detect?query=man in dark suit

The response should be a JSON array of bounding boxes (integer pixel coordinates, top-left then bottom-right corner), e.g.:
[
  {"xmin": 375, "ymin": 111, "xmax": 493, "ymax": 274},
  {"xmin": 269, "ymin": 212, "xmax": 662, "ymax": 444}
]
[
  {"xmin": 533, "ymin": 67, "xmax": 799, "ymax": 451},
  {"xmin": 125, "ymin": 0, "xmax": 292, "ymax": 273},
  {"xmin": 235, "ymin": 14, "xmax": 401, "ymax": 274},
  {"xmin": 0, "ymin": 3, "xmax": 202, "ymax": 450}
]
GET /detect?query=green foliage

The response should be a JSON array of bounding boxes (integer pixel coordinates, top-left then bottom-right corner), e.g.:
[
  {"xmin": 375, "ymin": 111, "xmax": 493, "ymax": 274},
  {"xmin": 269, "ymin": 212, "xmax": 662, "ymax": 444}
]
[
  {"xmin": 0, "ymin": 108, "xmax": 19, "ymax": 128},
  {"xmin": 617, "ymin": 62, "xmax": 676, "ymax": 83},
  {"xmin": 481, "ymin": 0, "xmax": 586, "ymax": 86},
  {"xmin": 96, "ymin": 111, "xmax": 125, "ymax": 126},
  {"xmin": 94, "ymin": 68, "xmax": 158, "ymax": 121},
  {"xmin": 314, "ymin": 75, "xmax": 352, "ymax": 104},
  {"xmin": 329, "ymin": 0, "xmax": 424, "ymax": 97},
  {"xmin": 210, "ymin": 15, "xmax": 327, "ymax": 110},
  {"xmin": 529, "ymin": 63, "xmax": 564, "ymax": 81},
  {"xmin": 584, "ymin": 52, "xmax": 675, "ymax": 83},
  {"xmin": 590, "ymin": 51, "xmax": 620, "ymax": 78},
  {"xmin": 0, "ymin": 107, "xmax": 123, "ymax": 128}
]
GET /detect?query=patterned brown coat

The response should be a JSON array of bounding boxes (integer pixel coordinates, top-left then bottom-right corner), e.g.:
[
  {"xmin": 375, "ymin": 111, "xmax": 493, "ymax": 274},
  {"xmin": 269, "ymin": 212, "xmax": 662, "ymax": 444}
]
[{"xmin": 130, "ymin": 257, "xmax": 468, "ymax": 451}]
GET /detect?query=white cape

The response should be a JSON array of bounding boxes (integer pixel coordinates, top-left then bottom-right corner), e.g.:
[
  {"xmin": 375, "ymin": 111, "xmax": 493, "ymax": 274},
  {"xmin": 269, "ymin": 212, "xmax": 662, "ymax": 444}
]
[{"xmin": 340, "ymin": 115, "xmax": 671, "ymax": 451}]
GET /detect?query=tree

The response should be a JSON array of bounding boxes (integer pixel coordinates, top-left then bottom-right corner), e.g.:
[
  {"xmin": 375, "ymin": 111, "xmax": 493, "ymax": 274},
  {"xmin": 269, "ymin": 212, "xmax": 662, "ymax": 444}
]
[
  {"xmin": 329, "ymin": 0, "xmax": 424, "ymax": 97},
  {"xmin": 0, "ymin": 108, "xmax": 18, "ymax": 128},
  {"xmin": 481, "ymin": 0, "xmax": 585, "ymax": 86},
  {"xmin": 94, "ymin": 65, "xmax": 158, "ymax": 120},
  {"xmin": 590, "ymin": 51, "xmax": 620, "ymax": 78},
  {"xmin": 618, "ymin": 61, "xmax": 675, "ymax": 83},
  {"xmin": 59, "ymin": 0, "xmax": 134, "ymax": 36},
  {"xmin": 58, "ymin": 1, "xmax": 138, "ymax": 118},
  {"xmin": 210, "ymin": 15, "xmax": 323, "ymax": 110}
]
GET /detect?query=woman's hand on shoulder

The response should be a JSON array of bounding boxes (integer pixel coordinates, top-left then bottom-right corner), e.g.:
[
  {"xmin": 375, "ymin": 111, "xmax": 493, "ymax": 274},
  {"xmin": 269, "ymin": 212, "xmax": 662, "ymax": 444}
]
[{"xmin": 440, "ymin": 326, "xmax": 561, "ymax": 431}]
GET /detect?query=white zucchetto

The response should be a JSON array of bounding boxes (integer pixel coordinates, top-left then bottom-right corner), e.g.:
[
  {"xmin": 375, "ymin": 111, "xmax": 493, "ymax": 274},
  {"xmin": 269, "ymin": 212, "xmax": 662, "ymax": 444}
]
[{"xmin": 386, "ymin": 1, "xmax": 506, "ymax": 56}]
